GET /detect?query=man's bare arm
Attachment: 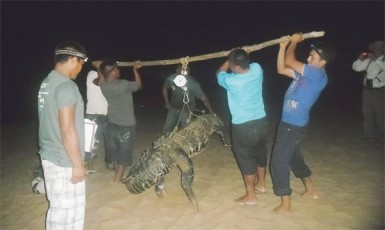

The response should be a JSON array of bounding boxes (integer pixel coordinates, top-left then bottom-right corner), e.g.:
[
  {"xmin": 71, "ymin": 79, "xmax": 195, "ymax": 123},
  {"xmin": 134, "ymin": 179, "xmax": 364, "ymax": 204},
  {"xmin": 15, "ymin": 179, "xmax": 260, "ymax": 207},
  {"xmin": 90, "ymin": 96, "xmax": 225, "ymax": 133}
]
[{"xmin": 59, "ymin": 105, "xmax": 86, "ymax": 183}]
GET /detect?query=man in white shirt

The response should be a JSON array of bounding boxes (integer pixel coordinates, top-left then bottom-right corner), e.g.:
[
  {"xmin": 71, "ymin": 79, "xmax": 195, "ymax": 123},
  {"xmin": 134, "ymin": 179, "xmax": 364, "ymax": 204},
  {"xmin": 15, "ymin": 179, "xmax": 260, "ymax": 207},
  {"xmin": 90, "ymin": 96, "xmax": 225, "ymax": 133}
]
[
  {"xmin": 352, "ymin": 41, "xmax": 384, "ymax": 141},
  {"xmin": 86, "ymin": 61, "xmax": 113, "ymax": 169}
]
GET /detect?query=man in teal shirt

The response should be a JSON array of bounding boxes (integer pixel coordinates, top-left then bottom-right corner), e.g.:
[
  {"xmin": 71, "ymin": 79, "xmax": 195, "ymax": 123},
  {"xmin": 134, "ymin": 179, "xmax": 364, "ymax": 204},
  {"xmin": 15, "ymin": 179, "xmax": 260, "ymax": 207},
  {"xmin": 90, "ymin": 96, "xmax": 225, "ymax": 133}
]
[{"xmin": 217, "ymin": 48, "xmax": 267, "ymax": 206}]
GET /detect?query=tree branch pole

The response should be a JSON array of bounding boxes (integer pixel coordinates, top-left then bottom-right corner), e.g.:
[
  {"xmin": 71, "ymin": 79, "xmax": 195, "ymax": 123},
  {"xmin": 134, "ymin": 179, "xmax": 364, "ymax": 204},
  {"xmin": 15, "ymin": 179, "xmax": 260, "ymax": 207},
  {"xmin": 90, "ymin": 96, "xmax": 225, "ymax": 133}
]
[{"xmin": 117, "ymin": 31, "xmax": 325, "ymax": 67}]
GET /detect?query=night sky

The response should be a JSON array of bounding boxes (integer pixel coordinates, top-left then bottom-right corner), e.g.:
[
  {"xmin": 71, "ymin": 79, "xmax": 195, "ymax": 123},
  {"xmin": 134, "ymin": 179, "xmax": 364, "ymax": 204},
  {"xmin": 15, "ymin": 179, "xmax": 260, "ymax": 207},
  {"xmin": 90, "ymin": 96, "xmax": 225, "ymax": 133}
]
[{"xmin": 1, "ymin": 1, "xmax": 384, "ymax": 125}]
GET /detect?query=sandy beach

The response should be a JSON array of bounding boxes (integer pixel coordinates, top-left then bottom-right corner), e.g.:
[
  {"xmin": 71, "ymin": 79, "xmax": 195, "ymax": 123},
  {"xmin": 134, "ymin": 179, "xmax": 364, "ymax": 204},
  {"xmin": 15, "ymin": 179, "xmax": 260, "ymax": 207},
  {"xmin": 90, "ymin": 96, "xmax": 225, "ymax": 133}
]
[{"xmin": 1, "ymin": 95, "xmax": 384, "ymax": 229}]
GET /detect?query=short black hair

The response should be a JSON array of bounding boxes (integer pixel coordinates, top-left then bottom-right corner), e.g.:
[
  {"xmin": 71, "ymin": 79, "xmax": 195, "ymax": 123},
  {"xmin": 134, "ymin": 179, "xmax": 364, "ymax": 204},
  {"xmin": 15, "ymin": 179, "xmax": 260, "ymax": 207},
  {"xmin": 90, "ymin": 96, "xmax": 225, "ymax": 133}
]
[
  {"xmin": 311, "ymin": 42, "xmax": 336, "ymax": 64},
  {"xmin": 54, "ymin": 40, "xmax": 87, "ymax": 64},
  {"xmin": 100, "ymin": 59, "xmax": 118, "ymax": 78},
  {"xmin": 227, "ymin": 48, "xmax": 250, "ymax": 69}
]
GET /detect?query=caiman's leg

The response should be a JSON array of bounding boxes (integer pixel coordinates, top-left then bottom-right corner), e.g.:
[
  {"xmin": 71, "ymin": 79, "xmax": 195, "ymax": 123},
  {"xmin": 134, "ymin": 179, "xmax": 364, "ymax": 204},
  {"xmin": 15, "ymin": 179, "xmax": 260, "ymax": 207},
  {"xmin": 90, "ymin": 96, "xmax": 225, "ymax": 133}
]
[
  {"xmin": 216, "ymin": 130, "xmax": 231, "ymax": 148},
  {"xmin": 174, "ymin": 148, "xmax": 198, "ymax": 211},
  {"xmin": 155, "ymin": 177, "xmax": 167, "ymax": 197}
]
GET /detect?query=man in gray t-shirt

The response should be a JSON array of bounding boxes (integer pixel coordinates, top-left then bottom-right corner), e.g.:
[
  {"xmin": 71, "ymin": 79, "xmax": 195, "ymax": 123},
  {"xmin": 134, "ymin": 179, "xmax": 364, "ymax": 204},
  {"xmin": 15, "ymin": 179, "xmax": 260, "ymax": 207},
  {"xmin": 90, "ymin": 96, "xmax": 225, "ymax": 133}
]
[
  {"xmin": 99, "ymin": 59, "xmax": 142, "ymax": 184},
  {"xmin": 37, "ymin": 41, "xmax": 87, "ymax": 229}
]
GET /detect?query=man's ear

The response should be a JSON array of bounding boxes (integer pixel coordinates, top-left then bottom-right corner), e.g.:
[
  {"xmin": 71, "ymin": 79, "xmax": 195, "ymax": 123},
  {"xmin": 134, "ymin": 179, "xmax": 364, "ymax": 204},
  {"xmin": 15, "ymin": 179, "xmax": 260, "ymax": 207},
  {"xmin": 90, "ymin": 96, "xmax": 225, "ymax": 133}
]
[
  {"xmin": 234, "ymin": 65, "xmax": 242, "ymax": 73},
  {"xmin": 320, "ymin": 59, "xmax": 327, "ymax": 67}
]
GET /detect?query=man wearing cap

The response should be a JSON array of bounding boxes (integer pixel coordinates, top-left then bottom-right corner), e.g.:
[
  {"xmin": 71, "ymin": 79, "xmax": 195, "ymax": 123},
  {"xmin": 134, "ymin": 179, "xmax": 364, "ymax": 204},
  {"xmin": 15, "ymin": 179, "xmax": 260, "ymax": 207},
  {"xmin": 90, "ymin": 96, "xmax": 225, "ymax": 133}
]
[
  {"xmin": 99, "ymin": 60, "xmax": 143, "ymax": 184},
  {"xmin": 352, "ymin": 41, "xmax": 384, "ymax": 141},
  {"xmin": 270, "ymin": 33, "xmax": 336, "ymax": 213},
  {"xmin": 37, "ymin": 40, "xmax": 88, "ymax": 229}
]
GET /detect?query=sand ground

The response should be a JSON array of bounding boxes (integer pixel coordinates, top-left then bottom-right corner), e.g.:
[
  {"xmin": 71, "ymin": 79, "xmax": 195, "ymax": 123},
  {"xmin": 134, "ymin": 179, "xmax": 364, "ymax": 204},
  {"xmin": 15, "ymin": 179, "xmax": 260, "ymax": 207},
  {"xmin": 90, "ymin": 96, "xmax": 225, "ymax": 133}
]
[{"xmin": 1, "ymin": 105, "xmax": 384, "ymax": 229}]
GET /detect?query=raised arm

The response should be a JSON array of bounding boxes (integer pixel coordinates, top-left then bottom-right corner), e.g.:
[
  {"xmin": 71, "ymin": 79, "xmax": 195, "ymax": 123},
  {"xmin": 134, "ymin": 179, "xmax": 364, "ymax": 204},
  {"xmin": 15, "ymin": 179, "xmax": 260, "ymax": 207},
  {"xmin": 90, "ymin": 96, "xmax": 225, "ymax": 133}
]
[
  {"xmin": 133, "ymin": 61, "xmax": 143, "ymax": 90},
  {"xmin": 277, "ymin": 36, "xmax": 294, "ymax": 78},
  {"xmin": 285, "ymin": 33, "xmax": 305, "ymax": 75},
  {"xmin": 216, "ymin": 60, "xmax": 229, "ymax": 77},
  {"xmin": 91, "ymin": 60, "xmax": 104, "ymax": 86}
]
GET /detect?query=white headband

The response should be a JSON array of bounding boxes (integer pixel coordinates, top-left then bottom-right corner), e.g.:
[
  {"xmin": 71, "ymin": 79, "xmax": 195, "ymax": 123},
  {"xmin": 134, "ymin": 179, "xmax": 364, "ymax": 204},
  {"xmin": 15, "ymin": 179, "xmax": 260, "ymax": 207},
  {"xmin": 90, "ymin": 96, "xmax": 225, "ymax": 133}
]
[{"xmin": 55, "ymin": 49, "xmax": 88, "ymax": 62}]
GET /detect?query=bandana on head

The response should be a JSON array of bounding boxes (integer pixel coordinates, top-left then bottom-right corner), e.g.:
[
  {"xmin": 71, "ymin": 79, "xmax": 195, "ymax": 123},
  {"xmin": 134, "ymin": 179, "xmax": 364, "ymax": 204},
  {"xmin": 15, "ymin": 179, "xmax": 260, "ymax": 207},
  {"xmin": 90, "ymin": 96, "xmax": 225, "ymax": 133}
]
[{"xmin": 55, "ymin": 48, "xmax": 88, "ymax": 62}]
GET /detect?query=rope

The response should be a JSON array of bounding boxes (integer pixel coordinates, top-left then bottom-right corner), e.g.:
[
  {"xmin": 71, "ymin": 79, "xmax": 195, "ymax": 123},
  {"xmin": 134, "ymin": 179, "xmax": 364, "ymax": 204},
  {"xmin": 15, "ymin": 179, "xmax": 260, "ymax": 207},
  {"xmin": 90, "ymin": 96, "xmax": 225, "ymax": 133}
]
[
  {"xmin": 170, "ymin": 103, "xmax": 189, "ymax": 136},
  {"xmin": 180, "ymin": 56, "xmax": 189, "ymax": 74},
  {"xmin": 171, "ymin": 56, "xmax": 193, "ymax": 134}
]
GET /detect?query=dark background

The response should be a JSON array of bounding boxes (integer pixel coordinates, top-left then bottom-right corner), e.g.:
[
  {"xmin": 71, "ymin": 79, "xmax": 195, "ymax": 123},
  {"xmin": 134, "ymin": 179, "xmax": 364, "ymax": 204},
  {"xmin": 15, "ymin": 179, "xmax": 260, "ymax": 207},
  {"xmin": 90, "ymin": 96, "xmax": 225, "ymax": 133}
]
[{"xmin": 1, "ymin": 1, "xmax": 384, "ymax": 125}]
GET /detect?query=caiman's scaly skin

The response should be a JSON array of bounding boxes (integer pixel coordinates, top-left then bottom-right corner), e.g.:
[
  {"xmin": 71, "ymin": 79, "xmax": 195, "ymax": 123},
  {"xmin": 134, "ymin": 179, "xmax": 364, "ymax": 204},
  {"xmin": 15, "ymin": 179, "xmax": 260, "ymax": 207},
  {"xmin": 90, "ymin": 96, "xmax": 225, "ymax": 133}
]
[{"xmin": 124, "ymin": 114, "xmax": 227, "ymax": 211}]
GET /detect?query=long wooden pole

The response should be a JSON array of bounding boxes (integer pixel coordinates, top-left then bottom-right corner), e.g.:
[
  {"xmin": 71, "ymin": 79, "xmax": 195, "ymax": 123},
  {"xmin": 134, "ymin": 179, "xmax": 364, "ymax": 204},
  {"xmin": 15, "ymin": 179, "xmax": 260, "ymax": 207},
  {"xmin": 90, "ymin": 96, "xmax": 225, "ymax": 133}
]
[{"xmin": 117, "ymin": 31, "xmax": 325, "ymax": 67}]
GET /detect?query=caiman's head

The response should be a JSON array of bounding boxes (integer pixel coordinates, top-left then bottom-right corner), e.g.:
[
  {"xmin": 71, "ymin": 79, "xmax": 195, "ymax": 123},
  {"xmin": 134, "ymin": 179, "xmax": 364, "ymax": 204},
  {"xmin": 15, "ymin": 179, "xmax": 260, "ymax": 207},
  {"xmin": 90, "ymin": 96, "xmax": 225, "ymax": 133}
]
[
  {"xmin": 199, "ymin": 113, "xmax": 230, "ymax": 148},
  {"xmin": 200, "ymin": 113, "xmax": 224, "ymax": 131}
]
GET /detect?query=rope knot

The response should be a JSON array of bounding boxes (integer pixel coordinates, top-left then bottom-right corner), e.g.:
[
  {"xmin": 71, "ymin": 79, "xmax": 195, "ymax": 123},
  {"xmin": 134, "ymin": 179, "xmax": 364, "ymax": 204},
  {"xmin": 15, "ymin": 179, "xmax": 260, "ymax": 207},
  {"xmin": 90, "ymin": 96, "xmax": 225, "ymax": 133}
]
[{"xmin": 180, "ymin": 56, "xmax": 190, "ymax": 73}]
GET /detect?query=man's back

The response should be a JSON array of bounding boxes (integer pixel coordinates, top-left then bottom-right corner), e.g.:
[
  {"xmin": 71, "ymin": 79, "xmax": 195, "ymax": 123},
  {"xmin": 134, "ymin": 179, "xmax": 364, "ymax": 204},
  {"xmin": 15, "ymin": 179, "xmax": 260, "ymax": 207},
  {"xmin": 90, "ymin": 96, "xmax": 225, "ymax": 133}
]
[
  {"xmin": 217, "ymin": 62, "xmax": 265, "ymax": 124},
  {"xmin": 101, "ymin": 79, "xmax": 139, "ymax": 126}
]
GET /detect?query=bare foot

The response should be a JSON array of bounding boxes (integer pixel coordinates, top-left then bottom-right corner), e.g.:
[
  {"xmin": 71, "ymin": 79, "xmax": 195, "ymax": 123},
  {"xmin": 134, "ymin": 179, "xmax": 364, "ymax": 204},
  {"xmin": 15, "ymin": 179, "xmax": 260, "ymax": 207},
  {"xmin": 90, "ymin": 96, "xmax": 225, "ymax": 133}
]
[
  {"xmin": 273, "ymin": 204, "xmax": 291, "ymax": 214},
  {"xmin": 301, "ymin": 177, "xmax": 319, "ymax": 199},
  {"xmin": 113, "ymin": 180, "xmax": 125, "ymax": 185},
  {"xmin": 255, "ymin": 186, "xmax": 266, "ymax": 194},
  {"xmin": 301, "ymin": 190, "xmax": 319, "ymax": 199},
  {"xmin": 234, "ymin": 195, "xmax": 257, "ymax": 206},
  {"xmin": 274, "ymin": 195, "xmax": 291, "ymax": 214}
]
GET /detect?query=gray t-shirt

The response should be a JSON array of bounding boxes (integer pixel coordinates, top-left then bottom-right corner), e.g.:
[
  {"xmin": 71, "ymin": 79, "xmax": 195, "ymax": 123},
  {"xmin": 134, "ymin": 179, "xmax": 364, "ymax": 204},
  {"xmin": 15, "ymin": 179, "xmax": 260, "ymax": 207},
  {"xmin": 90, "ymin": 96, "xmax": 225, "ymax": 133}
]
[
  {"xmin": 38, "ymin": 70, "xmax": 85, "ymax": 167},
  {"xmin": 100, "ymin": 79, "xmax": 139, "ymax": 126}
]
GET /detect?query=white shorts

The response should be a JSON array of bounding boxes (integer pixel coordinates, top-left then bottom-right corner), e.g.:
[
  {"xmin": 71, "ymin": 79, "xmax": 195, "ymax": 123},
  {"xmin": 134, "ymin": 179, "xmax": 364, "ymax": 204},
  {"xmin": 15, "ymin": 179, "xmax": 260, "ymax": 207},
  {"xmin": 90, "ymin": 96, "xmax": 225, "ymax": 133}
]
[{"xmin": 42, "ymin": 159, "xmax": 86, "ymax": 230}]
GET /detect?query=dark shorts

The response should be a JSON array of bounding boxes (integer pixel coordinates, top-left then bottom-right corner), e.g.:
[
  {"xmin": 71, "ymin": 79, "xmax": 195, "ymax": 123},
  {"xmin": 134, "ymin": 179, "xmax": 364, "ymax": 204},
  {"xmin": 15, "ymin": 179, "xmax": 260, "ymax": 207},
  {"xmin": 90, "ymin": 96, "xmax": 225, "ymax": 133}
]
[
  {"xmin": 106, "ymin": 122, "xmax": 136, "ymax": 166},
  {"xmin": 231, "ymin": 117, "xmax": 268, "ymax": 175}
]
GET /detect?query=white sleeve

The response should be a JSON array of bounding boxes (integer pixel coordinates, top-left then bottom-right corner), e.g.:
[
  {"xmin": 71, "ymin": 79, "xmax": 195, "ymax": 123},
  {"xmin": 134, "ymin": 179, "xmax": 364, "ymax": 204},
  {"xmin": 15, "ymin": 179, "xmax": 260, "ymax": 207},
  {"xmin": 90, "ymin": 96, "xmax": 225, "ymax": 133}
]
[
  {"xmin": 86, "ymin": 70, "xmax": 97, "ymax": 85},
  {"xmin": 352, "ymin": 59, "xmax": 371, "ymax": 72},
  {"xmin": 374, "ymin": 57, "xmax": 385, "ymax": 71}
]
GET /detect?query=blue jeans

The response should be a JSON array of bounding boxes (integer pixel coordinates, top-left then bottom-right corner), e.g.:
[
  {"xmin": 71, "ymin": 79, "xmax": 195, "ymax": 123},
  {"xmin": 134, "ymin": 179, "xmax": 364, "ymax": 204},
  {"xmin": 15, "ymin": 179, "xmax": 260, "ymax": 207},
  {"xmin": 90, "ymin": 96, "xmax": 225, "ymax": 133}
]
[
  {"xmin": 106, "ymin": 122, "xmax": 135, "ymax": 166},
  {"xmin": 270, "ymin": 122, "xmax": 311, "ymax": 196},
  {"xmin": 231, "ymin": 117, "xmax": 268, "ymax": 175}
]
